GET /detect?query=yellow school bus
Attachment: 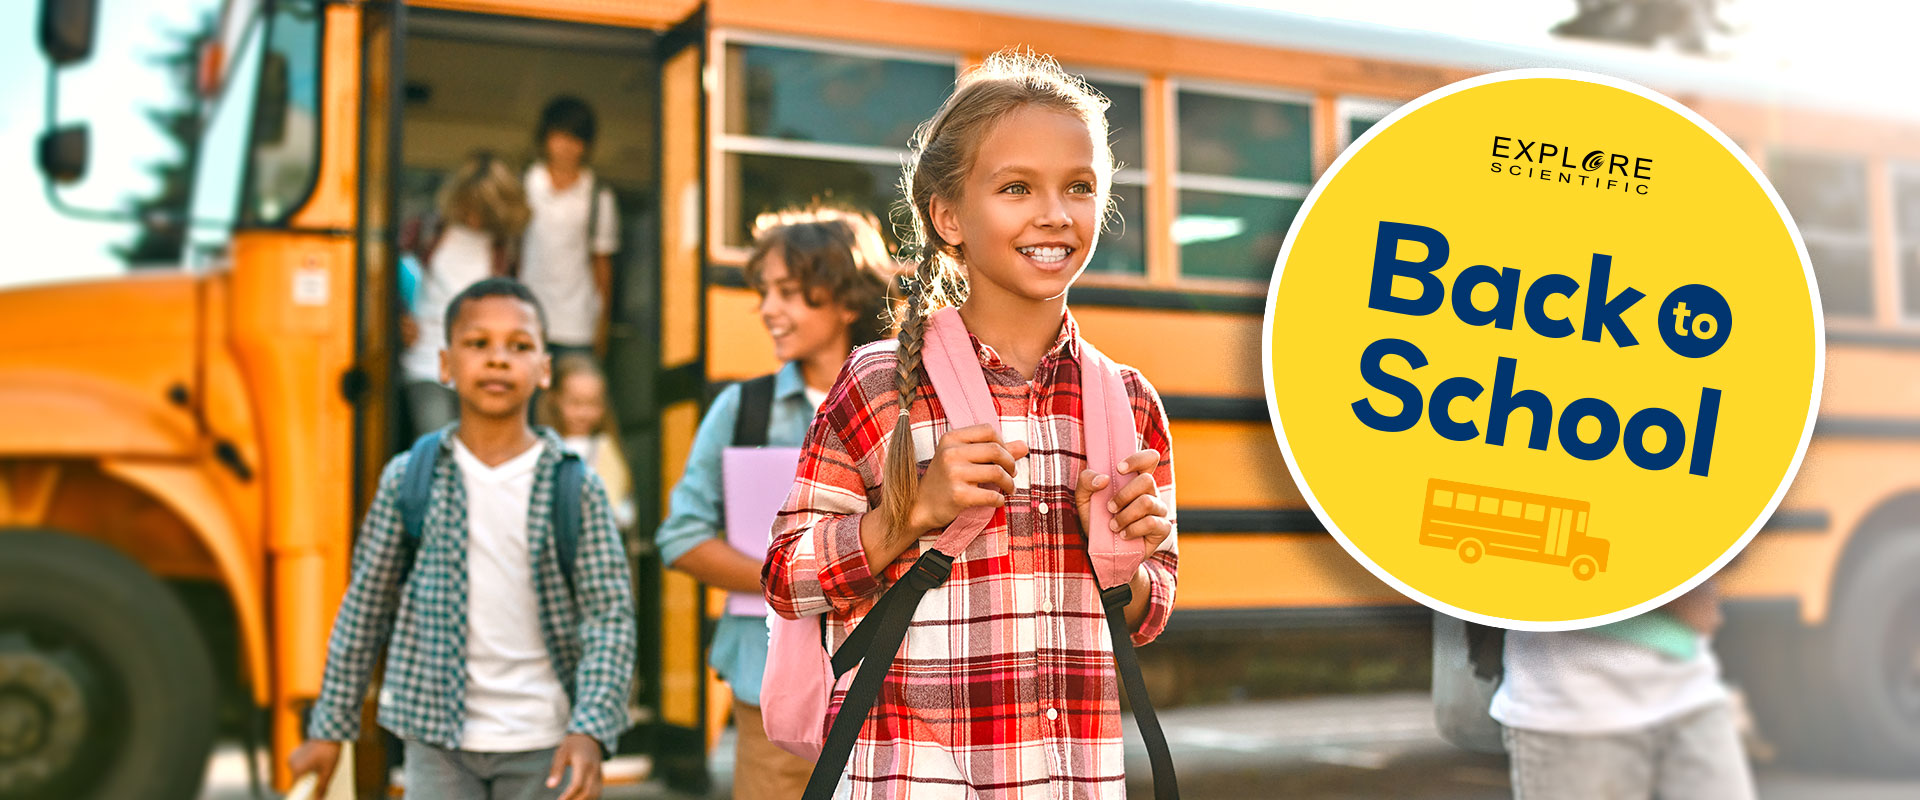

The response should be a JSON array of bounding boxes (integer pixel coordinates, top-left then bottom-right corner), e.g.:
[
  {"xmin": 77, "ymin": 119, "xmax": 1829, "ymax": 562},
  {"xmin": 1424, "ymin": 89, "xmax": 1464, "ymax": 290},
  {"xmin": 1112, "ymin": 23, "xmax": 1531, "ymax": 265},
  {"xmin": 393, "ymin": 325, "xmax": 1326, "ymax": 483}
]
[{"xmin": 10, "ymin": 0, "xmax": 1920, "ymax": 795}]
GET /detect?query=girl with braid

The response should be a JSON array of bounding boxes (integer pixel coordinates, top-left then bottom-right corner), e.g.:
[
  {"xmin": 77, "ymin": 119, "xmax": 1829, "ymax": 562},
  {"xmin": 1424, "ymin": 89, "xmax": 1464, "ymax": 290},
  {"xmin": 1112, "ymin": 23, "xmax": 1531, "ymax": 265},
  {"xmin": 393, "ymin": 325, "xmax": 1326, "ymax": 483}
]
[{"xmin": 764, "ymin": 51, "xmax": 1179, "ymax": 799}]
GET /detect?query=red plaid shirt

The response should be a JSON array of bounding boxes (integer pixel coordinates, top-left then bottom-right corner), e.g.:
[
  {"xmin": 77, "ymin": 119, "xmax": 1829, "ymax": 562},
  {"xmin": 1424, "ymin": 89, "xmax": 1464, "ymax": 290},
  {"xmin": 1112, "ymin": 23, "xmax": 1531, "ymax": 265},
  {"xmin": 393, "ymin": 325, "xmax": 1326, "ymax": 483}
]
[{"xmin": 766, "ymin": 313, "xmax": 1178, "ymax": 800}]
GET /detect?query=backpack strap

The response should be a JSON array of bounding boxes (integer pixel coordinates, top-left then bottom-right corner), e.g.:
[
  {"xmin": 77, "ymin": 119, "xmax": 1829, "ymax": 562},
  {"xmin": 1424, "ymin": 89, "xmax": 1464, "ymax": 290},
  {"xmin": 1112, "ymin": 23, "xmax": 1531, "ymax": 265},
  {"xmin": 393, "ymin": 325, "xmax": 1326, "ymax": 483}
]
[
  {"xmin": 552, "ymin": 448, "xmax": 586, "ymax": 596},
  {"xmin": 399, "ymin": 429, "xmax": 446, "ymax": 565},
  {"xmin": 585, "ymin": 174, "xmax": 603, "ymax": 255},
  {"xmin": 731, "ymin": 374, "xmax": 778, "ymax": 449},
  {"xmin": 1077, "ymin": 339, "xmax": 1150, "ymax": 590},
  {"xmin": 920, "ymin": 308, "xmax": 1002, "ymax": 557}
]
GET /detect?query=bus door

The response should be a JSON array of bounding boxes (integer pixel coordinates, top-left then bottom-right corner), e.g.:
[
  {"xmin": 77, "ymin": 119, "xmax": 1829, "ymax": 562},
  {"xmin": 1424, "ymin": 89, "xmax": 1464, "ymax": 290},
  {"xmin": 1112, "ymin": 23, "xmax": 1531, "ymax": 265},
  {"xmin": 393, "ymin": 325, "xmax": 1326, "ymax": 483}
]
[{"xmin": 382, "ymin": 3, "xmax": 713, "ymax": 790}]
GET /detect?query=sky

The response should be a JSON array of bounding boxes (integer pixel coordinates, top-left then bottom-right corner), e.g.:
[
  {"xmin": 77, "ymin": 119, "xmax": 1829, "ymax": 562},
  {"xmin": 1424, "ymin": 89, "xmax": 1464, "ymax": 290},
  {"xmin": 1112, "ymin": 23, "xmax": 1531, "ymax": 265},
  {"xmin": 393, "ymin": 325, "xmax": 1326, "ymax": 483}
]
[{"xmin": 3, "ymin": 0, "xmax": 1915, "ymax": 292}]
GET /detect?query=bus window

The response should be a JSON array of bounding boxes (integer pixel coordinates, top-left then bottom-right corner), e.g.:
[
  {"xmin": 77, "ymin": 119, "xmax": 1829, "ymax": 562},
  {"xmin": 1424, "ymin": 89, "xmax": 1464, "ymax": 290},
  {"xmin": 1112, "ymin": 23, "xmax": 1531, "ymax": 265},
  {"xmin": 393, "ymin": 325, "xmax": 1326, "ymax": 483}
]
[
  {"xmin": 1525, "ymin": 503, "xmax": 1545, "ymax": 521},
  {"xmin": 1173, "ymin": 84, "xmax": 1312, "ymax": 282},
  {"xmin": 1433, "ymin": 488, "xmax": 1454, "ymax": 507},
  {"xmin": 1577, "ymin": 511, "xmax": 1588, "ymax": 533},
  {"xmin": 718, "ymin": 39, "xmax": 955, "ymax": 249},
  {"xmin": 1478, "ymin": 495, "xmax": 1499, "ymax": 515},
  {"xmin": 1771, "ymin": 152, "xmax": 1872, "ymax": 318},
  {"xmin": 1501, "ymin": 499, "xmax": 1522, "ymax": 518},
  {"xmin": 1083, "ymin": 77, "xmax": 1147, "ymax": 277},
  {"xmin": 1455, "ymin": 492, "xmax": 1476, "ymax": 510},
  {"xmin": 1896, "ymin": 165, "xmax": 1920, "ymax": 321}
]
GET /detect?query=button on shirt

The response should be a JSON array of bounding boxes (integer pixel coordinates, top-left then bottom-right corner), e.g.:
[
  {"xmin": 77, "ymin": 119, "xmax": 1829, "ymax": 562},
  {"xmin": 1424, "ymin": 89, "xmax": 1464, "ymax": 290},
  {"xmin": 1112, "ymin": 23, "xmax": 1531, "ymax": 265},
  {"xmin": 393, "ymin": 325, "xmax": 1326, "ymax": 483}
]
[
  {"xmin": 655, "ymin": 361, "xmax": 818, "ymax": 706},
  {"xmin": 765, "ymin": 313, "xmax": 1180, "ymax": 800}
]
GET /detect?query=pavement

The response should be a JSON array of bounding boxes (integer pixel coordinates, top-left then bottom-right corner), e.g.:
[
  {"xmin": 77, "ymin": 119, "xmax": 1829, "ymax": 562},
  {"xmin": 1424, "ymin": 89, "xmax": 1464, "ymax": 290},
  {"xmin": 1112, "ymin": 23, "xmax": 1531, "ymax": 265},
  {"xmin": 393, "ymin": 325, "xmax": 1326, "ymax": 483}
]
[{"xmin": 202, "ymin": 692, "xmax": 1920, "ymax": 799}]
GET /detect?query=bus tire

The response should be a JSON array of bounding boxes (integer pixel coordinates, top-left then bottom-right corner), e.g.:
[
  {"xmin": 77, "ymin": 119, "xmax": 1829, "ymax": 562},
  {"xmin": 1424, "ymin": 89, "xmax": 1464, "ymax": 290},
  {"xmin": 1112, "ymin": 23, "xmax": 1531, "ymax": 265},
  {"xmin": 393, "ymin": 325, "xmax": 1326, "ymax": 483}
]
[
  {"xmin": 0, "ymin": 531, "xmax": 216, "ymax": 800},
  {"xmin": 1802, "ymin": 533, "xmax": 1920, "ymax": 774},
  {"xmin": 1570, "ymin": 555, "xmax": 1598, "ymax": 581},
  {"xmin": 1457, "ymin": 538, "xmax": 1483, "ymax": 564}
]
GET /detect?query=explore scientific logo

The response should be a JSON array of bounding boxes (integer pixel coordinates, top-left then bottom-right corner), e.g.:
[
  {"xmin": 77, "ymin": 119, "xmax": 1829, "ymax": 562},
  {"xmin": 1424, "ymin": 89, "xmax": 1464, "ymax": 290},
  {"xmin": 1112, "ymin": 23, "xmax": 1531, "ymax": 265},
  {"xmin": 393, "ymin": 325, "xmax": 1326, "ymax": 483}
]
[{"xmin": 1490, "ymin": 135, "xmax": 1655, "ymax": 196}]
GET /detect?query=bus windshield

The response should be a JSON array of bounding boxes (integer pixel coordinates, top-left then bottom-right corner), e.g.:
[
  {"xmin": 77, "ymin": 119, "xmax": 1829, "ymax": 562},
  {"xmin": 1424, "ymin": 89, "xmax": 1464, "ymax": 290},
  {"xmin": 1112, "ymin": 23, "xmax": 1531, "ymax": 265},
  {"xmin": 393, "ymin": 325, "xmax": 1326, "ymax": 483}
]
[{"xmin": 10, "ymin": 0, "xmax": 322, "ymax": 286}]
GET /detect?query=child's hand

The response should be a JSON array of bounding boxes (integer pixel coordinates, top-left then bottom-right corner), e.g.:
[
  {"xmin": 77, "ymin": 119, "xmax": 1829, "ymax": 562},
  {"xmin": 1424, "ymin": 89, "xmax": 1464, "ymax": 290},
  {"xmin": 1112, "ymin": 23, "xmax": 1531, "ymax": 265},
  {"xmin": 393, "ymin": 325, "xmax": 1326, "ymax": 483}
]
[
  {"xmin": 908, "ymin": 423, "xmax": 1029, "ymax": 536},
  {"xmin": 286, "ymin": 739, "xmax": 342, "ymax": 795},
  {"xmin": 1075, "ymin": 449, "xmax": 1171, "ymax": 553},
  {"xmin": 546, "ymin": 732, "xmax": 604, "ymax": 800}
]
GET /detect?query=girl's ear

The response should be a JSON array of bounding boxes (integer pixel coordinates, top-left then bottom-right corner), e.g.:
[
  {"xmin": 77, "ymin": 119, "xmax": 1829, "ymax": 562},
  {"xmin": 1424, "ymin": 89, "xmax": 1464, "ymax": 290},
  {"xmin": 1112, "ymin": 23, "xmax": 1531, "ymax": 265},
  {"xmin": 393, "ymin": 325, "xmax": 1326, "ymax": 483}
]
[
  {"xmin": 537, "ymin": 352, "xmax": 552, "ymax": 390},
  {"xmin": 929, "ymin": 193, "xmax": 964, "ymax": 251}
]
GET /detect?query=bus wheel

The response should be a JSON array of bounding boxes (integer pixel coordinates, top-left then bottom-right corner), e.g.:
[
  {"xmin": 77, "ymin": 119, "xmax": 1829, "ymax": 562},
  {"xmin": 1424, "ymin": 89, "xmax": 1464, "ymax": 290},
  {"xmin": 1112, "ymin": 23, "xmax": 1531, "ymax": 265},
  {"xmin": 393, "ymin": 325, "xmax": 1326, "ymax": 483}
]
[
  {"xmin": 1570, "ymin": 556, "xmax": 1598, "ymax": 581},
  {"xmin": 1457, "ymin": 538, "xmax": 1483, "ymax": 564},
  {"xmin": 0, "ymin": 532, "xmax": 216, "ymax": 800},
  {"xmin": 1804, "ymin": 534, "xmax": 1920, "ymax": 774}
]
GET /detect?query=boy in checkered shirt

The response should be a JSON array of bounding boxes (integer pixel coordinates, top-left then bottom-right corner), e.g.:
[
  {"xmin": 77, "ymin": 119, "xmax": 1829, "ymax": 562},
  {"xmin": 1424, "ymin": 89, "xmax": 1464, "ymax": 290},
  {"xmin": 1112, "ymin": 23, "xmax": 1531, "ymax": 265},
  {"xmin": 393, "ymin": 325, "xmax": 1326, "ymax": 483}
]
[{"xmin": 290, "ymin": 278, "xmax": 636, "ymax": 800}]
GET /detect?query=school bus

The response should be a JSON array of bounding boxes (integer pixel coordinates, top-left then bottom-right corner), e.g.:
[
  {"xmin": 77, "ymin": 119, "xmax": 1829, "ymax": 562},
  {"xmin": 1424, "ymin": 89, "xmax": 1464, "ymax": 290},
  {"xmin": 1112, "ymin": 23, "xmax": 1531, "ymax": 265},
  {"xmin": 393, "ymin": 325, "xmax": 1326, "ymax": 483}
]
[
  {"xmin": 10, "ymin": 0, "xmax": 1920, "ymax": 796},
  {"xmin": 1420, "ymin": 479, "xmax": 1609, "ymax": 581}
]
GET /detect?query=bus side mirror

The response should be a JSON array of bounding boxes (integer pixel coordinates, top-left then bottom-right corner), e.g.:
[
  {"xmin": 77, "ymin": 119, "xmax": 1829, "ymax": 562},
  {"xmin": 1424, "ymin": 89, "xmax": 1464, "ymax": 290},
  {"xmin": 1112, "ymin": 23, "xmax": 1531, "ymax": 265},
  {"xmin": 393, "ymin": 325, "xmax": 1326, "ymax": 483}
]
[
  {"xmin": 253, "ymin": 52, "xmax": 289, "ymax": 146},
  {"xmin": 39, "ymin": 0, "xmax": 99, "ymax": 66},
  {"xmin": 38, "ymin": 125, "xmax": 88, "ymax": 184}
]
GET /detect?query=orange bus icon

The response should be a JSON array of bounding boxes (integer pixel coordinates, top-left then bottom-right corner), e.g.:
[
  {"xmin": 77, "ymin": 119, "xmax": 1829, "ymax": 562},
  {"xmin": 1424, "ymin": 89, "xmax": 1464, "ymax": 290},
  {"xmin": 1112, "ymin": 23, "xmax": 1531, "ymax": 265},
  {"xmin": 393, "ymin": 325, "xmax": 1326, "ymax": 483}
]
[{"xmin": 1419, "ymin": 478, "xmax": 1610, "ymax": 580}]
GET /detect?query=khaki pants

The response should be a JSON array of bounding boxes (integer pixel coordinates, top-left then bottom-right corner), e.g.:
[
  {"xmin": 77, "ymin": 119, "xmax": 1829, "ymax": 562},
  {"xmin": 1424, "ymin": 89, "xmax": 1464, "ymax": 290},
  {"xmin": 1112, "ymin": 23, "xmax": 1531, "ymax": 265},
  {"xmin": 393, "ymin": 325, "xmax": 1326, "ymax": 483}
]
[{"xmin": 732, "ymin": 699, "xmax": 814, "ymax": 800}]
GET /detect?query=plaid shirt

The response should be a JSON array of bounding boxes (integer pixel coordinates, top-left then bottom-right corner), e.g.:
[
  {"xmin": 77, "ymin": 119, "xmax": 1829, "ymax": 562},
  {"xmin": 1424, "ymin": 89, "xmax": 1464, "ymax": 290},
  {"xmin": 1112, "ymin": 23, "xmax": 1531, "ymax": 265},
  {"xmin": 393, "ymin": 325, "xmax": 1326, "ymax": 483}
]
[
  {"xmin": 308, "ymin": 427, "xmax": 636, "ymax": 752},
  {"xmin": 766, "ymin": 313, "xmax": 1178, "ymax": 800}
]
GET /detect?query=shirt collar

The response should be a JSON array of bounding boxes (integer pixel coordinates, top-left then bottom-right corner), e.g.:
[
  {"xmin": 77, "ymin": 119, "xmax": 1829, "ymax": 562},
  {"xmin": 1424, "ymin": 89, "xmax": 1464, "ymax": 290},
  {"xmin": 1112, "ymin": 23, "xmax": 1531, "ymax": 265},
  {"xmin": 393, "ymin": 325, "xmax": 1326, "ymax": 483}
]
[
  {"xmin": 437, "ymin": 423, "xmax": 566, "ymax": 470},
  {"xmin": 774, "ymin": 361, "xmax": 809, "ymax": 402}
]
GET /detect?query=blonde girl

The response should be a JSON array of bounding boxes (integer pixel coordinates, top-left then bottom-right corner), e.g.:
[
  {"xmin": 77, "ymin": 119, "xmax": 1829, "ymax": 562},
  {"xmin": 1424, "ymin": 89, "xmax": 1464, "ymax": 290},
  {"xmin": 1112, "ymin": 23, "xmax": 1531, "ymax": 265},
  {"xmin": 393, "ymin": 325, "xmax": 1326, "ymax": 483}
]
[
  {"xmin": 765, "ymin": 52, "xmax": 1178, "ymax": 799},
  {"xmin": 401, "ymin": 151, "xmax": 532, "ymax": 434},
  {"xmin": 540, "ymin": 354, "xmax": 635, "ymax": 530}
]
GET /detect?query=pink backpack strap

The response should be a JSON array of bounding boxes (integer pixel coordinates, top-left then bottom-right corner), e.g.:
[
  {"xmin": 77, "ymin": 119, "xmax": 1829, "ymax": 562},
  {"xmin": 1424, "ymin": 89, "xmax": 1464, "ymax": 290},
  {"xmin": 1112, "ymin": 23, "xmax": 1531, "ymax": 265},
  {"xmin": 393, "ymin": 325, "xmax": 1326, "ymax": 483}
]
[
  {"xmin": 922, "ymin": 308, "xmax": 1000, "ymax": 557},
  {"xmin": 1078, "ymin": 339, "xmax": 1149, "ymax": 589}
]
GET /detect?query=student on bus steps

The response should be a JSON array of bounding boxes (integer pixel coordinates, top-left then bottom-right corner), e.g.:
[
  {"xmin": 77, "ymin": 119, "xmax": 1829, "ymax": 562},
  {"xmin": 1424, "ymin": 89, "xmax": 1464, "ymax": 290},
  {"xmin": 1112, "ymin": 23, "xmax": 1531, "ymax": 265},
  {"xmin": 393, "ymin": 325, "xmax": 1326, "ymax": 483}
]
[{"xmin": 290, "ymin": 278, "xmax": 636, "ymax": 800}]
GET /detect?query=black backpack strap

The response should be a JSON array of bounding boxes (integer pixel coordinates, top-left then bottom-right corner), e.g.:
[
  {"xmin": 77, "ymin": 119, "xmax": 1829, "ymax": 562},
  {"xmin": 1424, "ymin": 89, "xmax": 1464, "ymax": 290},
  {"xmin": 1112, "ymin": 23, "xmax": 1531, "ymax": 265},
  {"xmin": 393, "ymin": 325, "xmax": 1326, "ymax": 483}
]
[
  {"xmin": 803, "ymin": 551, "xmax": 955, "ymax": 800},
  {"xmin": 1102, "ymin": 584, "xmax": 1179, "ymax": 800},
  {"xmin": 585, "ymin": 175, "xmax": 603, "ymax": 254},
  {"xmin": 731, "ymin": 374, "xmax": 778, "ymax": 448},
  {"xmin": 398, "ymin": 430, "xmax": 445, "ymax": 572},
  {"xmin": 1465, "ymin": 621, "xmax": 1507, "ymax": 683},
  {"xmin": 553, "ymin": 449, "xmax": 586, "ymax": 596}
]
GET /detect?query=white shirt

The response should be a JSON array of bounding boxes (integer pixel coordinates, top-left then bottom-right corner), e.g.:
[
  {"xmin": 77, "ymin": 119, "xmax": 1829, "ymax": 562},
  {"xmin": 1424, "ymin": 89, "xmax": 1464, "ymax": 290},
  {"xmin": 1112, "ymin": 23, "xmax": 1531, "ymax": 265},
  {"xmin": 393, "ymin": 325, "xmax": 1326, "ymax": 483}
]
[
  {"xmin": 804, "ymin": 385, "xmax": 828, "ymax": 410},
  {"xmin": 451, "ymin": 437, "xmax": 571, "ymax": 752},
  {"xmin": 402, "ymin": 225, "xmax": 496, "ymax": 382},
  {"xmin": 1490, "ymin": 630, "xmax": 1727, "ymax": 734},
  {"xmin": 522, "ymin": 165, "xmax": 619, "ymax": 347}
]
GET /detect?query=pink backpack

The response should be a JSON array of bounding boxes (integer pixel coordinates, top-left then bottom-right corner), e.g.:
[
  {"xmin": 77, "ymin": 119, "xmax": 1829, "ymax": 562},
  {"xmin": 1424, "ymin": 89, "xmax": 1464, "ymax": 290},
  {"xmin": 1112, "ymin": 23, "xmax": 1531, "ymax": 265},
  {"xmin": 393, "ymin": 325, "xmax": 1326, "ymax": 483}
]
[{"xmin": 763, "ymin": 308, "xmax": 1178, "ymax": 799}]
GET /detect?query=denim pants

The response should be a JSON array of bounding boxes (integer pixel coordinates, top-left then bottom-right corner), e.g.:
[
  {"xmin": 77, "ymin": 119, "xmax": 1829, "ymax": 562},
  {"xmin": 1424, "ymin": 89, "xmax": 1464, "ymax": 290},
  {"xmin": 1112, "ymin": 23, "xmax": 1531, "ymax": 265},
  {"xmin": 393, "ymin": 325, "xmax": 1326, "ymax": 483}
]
[
  {"xmin": 402, "ymin": 740, "xmax": 567, "ymax": 800},
  {"xmin": 1504, "ymin": 699, "xmax": 1757, "ymax": 800}
]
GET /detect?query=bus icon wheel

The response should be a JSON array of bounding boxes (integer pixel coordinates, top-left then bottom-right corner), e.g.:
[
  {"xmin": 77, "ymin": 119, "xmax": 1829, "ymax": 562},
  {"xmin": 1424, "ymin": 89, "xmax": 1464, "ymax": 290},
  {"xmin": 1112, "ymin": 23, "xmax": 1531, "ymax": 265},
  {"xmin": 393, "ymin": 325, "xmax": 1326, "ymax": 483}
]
[
  {"xmin": 1571, "ymin": 555, "xmax": 1599, "ymax": 581},
  {"xmin": 1457, "ymin": 538, "xmax": 1484, "ymax": 564}
]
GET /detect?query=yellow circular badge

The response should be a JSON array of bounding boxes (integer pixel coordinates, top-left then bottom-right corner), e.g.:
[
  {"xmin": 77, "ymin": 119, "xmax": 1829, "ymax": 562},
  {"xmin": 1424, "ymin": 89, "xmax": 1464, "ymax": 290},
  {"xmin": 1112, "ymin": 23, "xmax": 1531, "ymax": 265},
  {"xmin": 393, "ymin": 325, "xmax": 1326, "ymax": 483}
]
[{"xmin": 1263, "ymin": 70, "xmax": 1822, "ymax": 630}]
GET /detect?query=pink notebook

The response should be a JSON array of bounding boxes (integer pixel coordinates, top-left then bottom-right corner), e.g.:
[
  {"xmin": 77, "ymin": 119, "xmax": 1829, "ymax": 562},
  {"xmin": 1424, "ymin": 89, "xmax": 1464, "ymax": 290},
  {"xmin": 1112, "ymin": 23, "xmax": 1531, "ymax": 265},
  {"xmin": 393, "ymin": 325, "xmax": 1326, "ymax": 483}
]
[{"xmin": 721, "ymin": 446, "xmax": 803, "ymax": 616}]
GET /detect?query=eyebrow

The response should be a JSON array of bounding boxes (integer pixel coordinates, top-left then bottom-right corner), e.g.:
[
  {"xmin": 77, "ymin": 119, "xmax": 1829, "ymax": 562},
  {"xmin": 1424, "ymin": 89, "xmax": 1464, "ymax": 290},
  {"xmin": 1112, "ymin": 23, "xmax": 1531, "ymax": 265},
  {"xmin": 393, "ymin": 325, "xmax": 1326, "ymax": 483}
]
[{"xmin": 985, "ymin": 164, "xmax": 1098, "ymax": 182}]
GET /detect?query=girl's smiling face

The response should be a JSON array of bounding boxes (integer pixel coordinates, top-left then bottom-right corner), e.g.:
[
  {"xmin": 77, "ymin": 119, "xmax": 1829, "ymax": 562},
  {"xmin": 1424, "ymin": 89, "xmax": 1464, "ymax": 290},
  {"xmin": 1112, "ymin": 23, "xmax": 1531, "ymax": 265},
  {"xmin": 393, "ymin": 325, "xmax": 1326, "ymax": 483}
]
[{"xmin": 931, "ymin": 105, "xmax": 1104, "ymax": 309}]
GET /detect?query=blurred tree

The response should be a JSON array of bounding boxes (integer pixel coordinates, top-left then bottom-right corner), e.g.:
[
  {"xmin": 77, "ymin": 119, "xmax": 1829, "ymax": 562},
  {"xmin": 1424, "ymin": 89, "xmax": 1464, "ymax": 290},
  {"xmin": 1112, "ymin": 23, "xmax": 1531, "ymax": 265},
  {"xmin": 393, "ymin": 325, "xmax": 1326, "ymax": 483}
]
[
  {"xmin": 116, "ymin": 14, "xmax": 215, "ymax": 268},
  {"xmin": 1554, "ymin": 0, "xmax": 1733, "ymax": 54}
]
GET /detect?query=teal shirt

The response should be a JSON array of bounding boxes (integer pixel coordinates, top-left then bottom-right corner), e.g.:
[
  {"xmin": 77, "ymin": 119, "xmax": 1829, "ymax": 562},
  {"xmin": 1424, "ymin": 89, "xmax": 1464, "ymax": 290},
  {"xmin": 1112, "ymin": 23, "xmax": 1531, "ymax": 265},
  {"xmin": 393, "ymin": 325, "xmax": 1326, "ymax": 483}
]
[{"xmin": 655, "ymin": 361, "xmax": 816, "ymax": 705}]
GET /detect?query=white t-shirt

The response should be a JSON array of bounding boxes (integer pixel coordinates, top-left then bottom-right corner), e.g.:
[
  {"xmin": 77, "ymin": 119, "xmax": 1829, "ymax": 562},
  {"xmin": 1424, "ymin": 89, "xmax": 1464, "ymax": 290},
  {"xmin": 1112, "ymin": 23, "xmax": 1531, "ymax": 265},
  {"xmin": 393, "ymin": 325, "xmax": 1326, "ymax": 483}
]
[
  {"xmin": 804, "ymin": 386, "xmax": 828, "ymax": 410},
  {"xmin": 401, "ymin": 225, "xmax": 496, "ymax": 383},
  {"xmin": 451, "ymin": 437, "xmax": 572, "ymax": 752},
  {"xmin": 1490, "ymin": 630, "xmax": 1727, "ymax": 734},
  {"xmin": 522, "ymin": 165, "xmax": 619, "ymax": 347}
]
